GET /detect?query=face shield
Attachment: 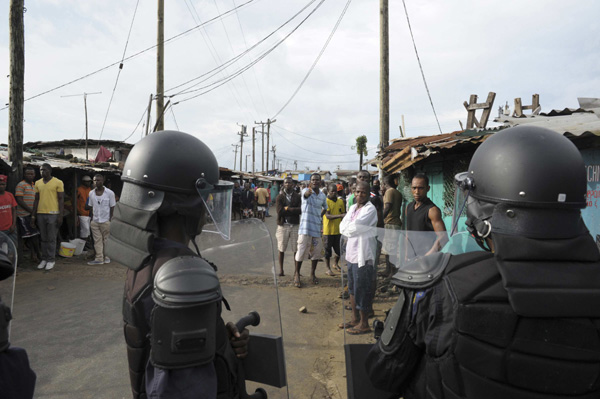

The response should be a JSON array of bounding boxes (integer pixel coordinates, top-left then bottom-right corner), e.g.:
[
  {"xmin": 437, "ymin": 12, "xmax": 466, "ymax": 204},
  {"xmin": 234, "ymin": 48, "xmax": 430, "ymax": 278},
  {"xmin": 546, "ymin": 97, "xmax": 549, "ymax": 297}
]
[
  {"xmin": 450, "ymin": 172, "xmax": 474, "ymax": 236},
  {"xmin": 196, "ymin": 178, "xmax": 234, "ymax": 240}
]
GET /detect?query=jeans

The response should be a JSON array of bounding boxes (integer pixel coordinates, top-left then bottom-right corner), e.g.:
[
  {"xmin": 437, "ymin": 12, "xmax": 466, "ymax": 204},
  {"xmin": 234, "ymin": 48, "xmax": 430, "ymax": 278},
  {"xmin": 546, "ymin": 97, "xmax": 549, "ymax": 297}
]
[{"xmin": 37, "ymin": 214, "xmax": 59, "ymax": 262}]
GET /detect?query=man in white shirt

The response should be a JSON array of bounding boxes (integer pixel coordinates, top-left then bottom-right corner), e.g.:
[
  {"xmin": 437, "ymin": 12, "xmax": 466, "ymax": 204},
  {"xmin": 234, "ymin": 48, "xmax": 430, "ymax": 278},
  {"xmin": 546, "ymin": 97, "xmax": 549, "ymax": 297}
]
[
  {"xmin": 339, "ymin": 181, "xmax": 378, "ymax": 335},
  {"xmin": 86, "ymin": 174, "xmax": 116, "ymax": 265}
]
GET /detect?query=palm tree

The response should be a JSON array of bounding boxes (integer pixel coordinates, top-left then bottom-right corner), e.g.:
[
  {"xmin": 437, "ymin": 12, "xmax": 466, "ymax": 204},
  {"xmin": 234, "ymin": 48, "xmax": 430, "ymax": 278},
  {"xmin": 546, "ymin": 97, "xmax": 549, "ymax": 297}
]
[{"xmin": 354, "ymin": 135, "xmax": 368, "ymax": 170}]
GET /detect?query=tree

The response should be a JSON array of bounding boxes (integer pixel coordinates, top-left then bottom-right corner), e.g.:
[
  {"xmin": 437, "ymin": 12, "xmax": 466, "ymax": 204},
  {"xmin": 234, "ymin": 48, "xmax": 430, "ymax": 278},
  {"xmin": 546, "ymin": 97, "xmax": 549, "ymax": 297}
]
[{"xmin": 355, "ymin": 135, "xmax": 368, "ymax": 171}]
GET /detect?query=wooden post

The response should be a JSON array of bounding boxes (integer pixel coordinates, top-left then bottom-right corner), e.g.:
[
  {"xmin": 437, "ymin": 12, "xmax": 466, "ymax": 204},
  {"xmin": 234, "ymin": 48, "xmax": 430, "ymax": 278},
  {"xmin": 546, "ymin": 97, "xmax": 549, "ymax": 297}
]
[
  {"xmin": 380, "ymin": 0, "xmax": 389, "ymax": 149},
  {"xmin": 72, "ymin": 172, "xmax": 78, "ymax": 239},
  {"xmin": 8, "ymin": 0, "xmax": 25, "ymax": 192},
  {"xmin": 463, "ymin": 92, "xmax": 496, "ymax": 129},
  {"xmin": 145, "ymin": 94, "xmax": 153, "ymax": 136},
  {"xmin": 252, "ymin": 127, "xmax": 255, "ymax": 174},
  {"xmin": 513, "ymin": 94, "xmax": 540, "ymax": 117},
  {"xmin": 156, "ymin": 0, "xmax": 165, "ymax": 131}
]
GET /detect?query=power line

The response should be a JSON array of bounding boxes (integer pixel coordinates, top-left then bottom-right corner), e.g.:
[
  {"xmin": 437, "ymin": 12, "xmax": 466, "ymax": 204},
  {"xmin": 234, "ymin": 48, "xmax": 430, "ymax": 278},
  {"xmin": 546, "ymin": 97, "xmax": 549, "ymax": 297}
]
[
  {"xmin": 0, "ymin": 0, "xmax": 257, "ymax": 111},
  {"xmin": 170, "ymin": 0, "xmax": 326, "ymax": 104},
  {"xmin": 122, "ymin": 106, "xmax": 148, "ymax": 142},
  {"xmin": 271, "ymin": 0, "xmax": 353, "ymax": 119},
  {"xmin": 272, "ymin": 130, "xmax": 356, "ymax": 156},
  {"xmin": 97, "ymin": 0, "xmax": 140, "ymax": 146},
  {"xmin": 272, "ymin": 125, "xmax": 357, "ymax": 146},
  {"xmin": 402, "ymin": 0, "xmax": 442, "ymax": 134}
]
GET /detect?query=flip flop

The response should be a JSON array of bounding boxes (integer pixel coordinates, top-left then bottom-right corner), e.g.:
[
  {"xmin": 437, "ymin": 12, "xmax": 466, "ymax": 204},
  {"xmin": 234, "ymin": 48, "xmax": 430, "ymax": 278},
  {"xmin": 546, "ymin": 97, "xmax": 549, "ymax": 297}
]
[
  {"xmin": 325, "ymin": 270, "xmax": 335, "ymax": 277},
  {"xmin": 293, "ymin": 276, "xmax": 302, "ymax": 288},
  {"xmin": 312, "ymin": 276, "xmax": 319, "ymax": 285},
  {"xmin": 338, "ymin": 321, "xmax": 357, "ymax": 329},
  {"xmin": 346, "ymin": 327, "xmax": 372, "ymax": 335}
]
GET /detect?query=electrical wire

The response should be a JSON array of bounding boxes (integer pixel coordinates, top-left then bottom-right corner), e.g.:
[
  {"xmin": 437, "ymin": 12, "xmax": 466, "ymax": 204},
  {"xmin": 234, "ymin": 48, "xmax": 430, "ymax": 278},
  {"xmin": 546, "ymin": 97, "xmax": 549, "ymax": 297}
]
[
  {"xmin": 272, "ymin": 130, "xmax": 356, "ymax": 156},
  {"xmin": 0, "ymin": 0, "xmax": 257, "ymax": 111},
  {"xmin": 122, "ymin": 106, "xmax": 149, "ymax": 142},
  {"xmin": 96, "ymin": 0, "xmax": 140, "ymax": 147},
  {"xmin": 271, "ymin": 0, "xmax": 352, "ymax": 119},
  {"xmin": 272, "ymin": 125, "xmax": 361, "ymax": 147},
  {"xmin": 169, "ymin": 0, "xmax": 325, "ymax": 104},
  {"xmin": 402, "ymin": 0, "xmax": 442, "ymax": 134},
  {"xmin": 170, "ymin": 106, "xmax": 180, "ymax": 130}
]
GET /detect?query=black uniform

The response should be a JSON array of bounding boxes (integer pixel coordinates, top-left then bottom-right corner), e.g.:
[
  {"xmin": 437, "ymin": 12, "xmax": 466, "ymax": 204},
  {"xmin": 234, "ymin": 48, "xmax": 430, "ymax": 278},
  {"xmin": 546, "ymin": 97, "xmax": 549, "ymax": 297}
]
[{"xmin": 366, "ymin": 230, "xmax": 600, "ymax": 398}]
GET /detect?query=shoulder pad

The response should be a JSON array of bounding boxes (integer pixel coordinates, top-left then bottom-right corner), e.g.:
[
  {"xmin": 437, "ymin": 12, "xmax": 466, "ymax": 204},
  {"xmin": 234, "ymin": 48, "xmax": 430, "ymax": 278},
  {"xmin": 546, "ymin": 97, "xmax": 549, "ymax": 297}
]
[
  {"xmin": 153, "ymin": 256, "xmax": 222, "ymax": 307},
  {"xmin": 391, "ymin": 252, "xmax": 451, "ymax": 289},
  {"xmin": 381, "ymin": 291, "xmax": 406, "ymax": 346}
]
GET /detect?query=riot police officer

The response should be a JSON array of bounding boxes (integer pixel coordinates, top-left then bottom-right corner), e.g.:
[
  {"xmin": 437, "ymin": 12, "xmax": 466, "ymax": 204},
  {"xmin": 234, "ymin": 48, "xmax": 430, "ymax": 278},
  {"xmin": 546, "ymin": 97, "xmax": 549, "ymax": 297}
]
[
  {"xmin": 106, "ymin": 130, "xmax": 248, "ymax": 399},
  {"xmin": 365, "ymin": 125, "xmax": 600, "ymax": 398}
]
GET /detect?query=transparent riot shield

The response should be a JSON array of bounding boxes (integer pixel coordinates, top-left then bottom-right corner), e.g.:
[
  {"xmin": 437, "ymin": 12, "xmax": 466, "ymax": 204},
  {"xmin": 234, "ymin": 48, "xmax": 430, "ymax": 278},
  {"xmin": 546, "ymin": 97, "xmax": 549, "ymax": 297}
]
[
  {"xmin": 196, "ymin": 219, "xmax": 289, "ymax": 399},
  {"xmin": 340, "ymin": 227, "xmax": 481, "ymax": 399},
  {"xmin": 0, "ymin": 232, "xmax": 17, "ymax": 339}
]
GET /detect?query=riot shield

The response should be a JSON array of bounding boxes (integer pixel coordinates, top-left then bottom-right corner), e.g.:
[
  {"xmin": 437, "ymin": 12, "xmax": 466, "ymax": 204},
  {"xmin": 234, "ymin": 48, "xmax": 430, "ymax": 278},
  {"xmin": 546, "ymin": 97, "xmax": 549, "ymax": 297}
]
[
  {"xmin": 340, "ymin": 227, "xmax": 481, "ymax": 399},
  {"xmin": 196, "ymin": 218, "xmax": 289, "ymax": 399},
  {"xmin": 0, "ymin": 232, "xmax": 17, "ymax": 339}
]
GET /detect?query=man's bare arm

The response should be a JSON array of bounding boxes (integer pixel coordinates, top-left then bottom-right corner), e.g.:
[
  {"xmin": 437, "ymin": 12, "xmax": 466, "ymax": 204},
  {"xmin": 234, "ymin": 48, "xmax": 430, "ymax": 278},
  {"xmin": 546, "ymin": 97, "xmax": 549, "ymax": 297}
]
[{"xmin": 425, "ymin": 206, "xmax": 448, "ymax": 255}]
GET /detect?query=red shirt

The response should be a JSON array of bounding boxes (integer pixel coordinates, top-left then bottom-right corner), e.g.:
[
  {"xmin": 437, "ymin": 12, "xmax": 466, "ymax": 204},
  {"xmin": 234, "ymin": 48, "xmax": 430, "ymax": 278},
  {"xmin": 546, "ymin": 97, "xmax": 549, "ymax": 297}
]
[{"xmin": 0, "ymin": 192, "xmax": 17, "ymax": 231}]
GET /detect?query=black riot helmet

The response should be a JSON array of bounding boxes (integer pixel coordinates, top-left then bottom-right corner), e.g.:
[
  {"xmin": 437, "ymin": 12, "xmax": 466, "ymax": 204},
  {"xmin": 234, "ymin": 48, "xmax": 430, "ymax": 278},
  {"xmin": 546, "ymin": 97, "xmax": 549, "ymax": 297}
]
[
  {"xmin": 452, "ymin": 125, "xmax": 587, "ymax": 245},
  {"xmin": 119, "ymin": 130, "xmax": 233, "ymax": 240}
]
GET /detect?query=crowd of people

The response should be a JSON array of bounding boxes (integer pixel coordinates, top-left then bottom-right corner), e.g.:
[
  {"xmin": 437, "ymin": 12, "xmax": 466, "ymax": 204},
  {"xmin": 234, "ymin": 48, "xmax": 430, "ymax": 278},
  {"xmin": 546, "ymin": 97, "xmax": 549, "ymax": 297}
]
[
  {"xmin": 233, "ymin": 169, "xmax": 448, "ymax": 336},
  {"xmin": 0, "ymin": 163, "xmax": 116, "ymax": 271}
]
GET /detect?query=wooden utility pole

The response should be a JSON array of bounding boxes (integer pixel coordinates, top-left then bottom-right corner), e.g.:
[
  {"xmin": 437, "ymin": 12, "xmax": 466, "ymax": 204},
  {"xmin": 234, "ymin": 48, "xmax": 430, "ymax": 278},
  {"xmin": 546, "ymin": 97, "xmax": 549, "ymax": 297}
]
[
  {"xmin": 232, "ymin": 144, "xmax": 239, "ymax": 170},
  {"xmin": 61, "ymin": 92, "xmax": 101, "ymax": 160},
  {"xmin": 255, "ymin": 119, "xmax": 276, "ymax": 172},
  {"xmin": 156, "ymin": 0, "xmax": 165, "ymax": 131},
  {"xmin": 260, "ymin": 124, "xmax": 265, "ymax": 172},
  {"xmin": 237, "ymin": 125, "xmax": 247, "ymax": 170},
  {"xmin": 9, "ymin": 0, "xmax": 25, "ymax": 192},
  {"xmin": 145, "ymin": 94, "xmax": 153, "ymax": 136},
  {"xmin": 380, "ymin": 0, "xmax": 390, "ymax": 150},
  {"xmin": 271, "ymin": 145, "xmax": 276, "ymax": 173},
  {"xmin": 252, "ymin": 127, "xmax": 256, "ymax": 174}
]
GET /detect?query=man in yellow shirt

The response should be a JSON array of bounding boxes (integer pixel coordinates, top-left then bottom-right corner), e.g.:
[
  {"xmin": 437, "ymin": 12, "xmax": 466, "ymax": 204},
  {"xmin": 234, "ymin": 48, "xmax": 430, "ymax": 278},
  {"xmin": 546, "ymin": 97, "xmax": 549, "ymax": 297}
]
[
  {"xmin": 323, "ymin": 183, "xmax": 346, "ymax": 276},
  {"xmin": 254, "ymin": 183, "xmax": 269, "ymax": 222},
  {"xmin": 31, "ymin": 163, "xmax": 64, "ymax": 271}
]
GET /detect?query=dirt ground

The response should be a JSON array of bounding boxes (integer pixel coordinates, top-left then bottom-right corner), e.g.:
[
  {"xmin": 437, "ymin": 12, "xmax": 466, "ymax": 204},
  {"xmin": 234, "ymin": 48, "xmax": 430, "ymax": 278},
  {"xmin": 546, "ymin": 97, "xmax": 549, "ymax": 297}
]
[{"xmin": 6, "ymin": 213, "xmax": 400, "ymax": 399}]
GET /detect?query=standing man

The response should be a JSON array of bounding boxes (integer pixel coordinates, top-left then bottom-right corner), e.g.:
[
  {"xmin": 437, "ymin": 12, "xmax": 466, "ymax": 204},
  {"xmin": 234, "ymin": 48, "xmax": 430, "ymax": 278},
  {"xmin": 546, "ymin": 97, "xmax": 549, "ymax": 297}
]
[
  {"xmin": 231, "ymin": 181, "xmax": 243, "ymax": 221},
  {"xmin": 405, "ymin": 173, "xmax": 447, "ymax": 257},
  {"xmin": 381, "ymin": 175, "xmax": 403, "ymax": 277},
  {"xmin": 15, "ymin": 167, "xmax": 41, "ymax": 261},
  {"xmin": 366, "ymin": 125, "xmax": 600, "ymax": 398},
  {"xmin": 31, "ymin": 163, "xmax": 64, "ymax": 271},
  {"xmin": 254, "ymin": 183, "xmax": 269, "ymax": 222},
  {"xmin": 76, "ymin": 175, "xmax": 93, "ymax": 240},
  {"xmin": 0, "ymin": 176, "xmax": 17, "ymax": 247},
  {"xmin": 275, "ymin": 177, "xmax": 301, "ymax": 276},
  {"xmin": 339, "ymin": 181, "xmax": 378, "ymax": 334},
  {"xmin": 86, "ymin": 174, "xmax": 116, "ymax": 265},
  {"xmin": 241, "ymin": 182, "xmax": 254, "ymax": 219},
  {"xmin": 323, "ymin": 183, "xmax": 346, "ymax": 275},
  {"xmin": 294, "ymin": 173, "xmax": 327, "ymax": 287}
]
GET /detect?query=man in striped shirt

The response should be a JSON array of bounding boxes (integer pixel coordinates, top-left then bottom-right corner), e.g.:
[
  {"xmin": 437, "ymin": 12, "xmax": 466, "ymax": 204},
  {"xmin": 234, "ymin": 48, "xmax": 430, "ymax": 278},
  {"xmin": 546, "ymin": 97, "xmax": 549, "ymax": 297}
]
[
  {"xmin": 15, "ymin": 167, "xmax": 41, "ymax": 261},
  {"xmin": 294, "ymin": 173, "xmax": 327, "ymax": 288}
]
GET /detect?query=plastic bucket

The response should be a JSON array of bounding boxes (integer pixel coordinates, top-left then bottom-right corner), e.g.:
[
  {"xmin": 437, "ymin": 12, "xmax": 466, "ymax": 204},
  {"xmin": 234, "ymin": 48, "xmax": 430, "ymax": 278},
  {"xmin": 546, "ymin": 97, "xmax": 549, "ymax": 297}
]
[
  {"xmin": 70, "ymin": 239, "xmax": 86, "ymax": 256},
  {"xmin": 59, "ymin": 242, "xmax": 76, "ymax": 257}
]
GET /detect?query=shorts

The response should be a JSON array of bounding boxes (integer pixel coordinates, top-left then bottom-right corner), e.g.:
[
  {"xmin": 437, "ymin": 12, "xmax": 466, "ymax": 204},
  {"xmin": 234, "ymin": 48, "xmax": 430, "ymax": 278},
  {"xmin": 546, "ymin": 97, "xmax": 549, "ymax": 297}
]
[
  {"xmin": 382, "ymin": 224, "xmax": 402, "ymax": 256},
  {"xmin": 257, "ymin": 205, "xmax": 266, "ymax": 212},
  {"xmin": 323, "ymin": 234, "xmax": 341, "ymax": 258},
  {"xmin": 347, "ymin": 261, "xmax": 375, "ymax": 311},
  {"xmin": 17, "ymin": 216, "xmax": 39, "ymax": 238},
  {"xmin": 295, "ymin": 234, "xmax": 325, "ymax": 261},
  {"xmin": 276, "ymin": 224, "xmax": 299, "ymax": 253}
]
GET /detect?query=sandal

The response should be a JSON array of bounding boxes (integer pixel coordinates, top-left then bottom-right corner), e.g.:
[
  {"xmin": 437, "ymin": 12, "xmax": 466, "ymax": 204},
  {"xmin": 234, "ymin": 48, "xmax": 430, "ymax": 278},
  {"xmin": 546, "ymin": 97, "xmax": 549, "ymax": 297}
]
[
  {"xmin": 325, "ymin": 270, "xmax": 335, "ymax": 277},
  {"xmin": 346, "ymin": 326, "xmax": 372, "ymax": 335},
  {"xmin": 312, "ymin": 276, "xmax": 319, "ymax": 285},
  {"xmin": 338, "ymin": 321, "xmax": 358, "ymax": 329},
  {"xmin": 293, "ymin": 275, "xmax": 302, "ymax": 288}
]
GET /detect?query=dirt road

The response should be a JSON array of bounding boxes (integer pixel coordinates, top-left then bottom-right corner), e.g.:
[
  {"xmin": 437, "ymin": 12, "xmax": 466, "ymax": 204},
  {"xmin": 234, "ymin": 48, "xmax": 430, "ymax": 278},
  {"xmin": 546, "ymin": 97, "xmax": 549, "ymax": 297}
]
[{"xmin": 7, "ymin": 213, "xmax": 399, "ymax": 398}]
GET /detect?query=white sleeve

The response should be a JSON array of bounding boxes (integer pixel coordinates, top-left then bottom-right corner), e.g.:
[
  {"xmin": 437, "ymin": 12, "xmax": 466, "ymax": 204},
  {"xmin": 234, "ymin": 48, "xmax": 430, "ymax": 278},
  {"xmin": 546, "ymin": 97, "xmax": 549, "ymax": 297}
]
[{"xmin": 340, "ymin": 204, "xmax": 377, "ymax": 237}]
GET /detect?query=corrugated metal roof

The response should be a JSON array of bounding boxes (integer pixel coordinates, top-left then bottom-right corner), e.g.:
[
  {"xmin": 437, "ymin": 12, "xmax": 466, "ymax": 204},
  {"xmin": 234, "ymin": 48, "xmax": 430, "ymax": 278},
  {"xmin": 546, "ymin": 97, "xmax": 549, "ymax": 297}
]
[
  {"xmin": 379, "ymin": 97, "xmax": 600, "ymax": 174},
  {"xmin": 0, "ymin": 149, "xmax": 121, "ymax": 174}
]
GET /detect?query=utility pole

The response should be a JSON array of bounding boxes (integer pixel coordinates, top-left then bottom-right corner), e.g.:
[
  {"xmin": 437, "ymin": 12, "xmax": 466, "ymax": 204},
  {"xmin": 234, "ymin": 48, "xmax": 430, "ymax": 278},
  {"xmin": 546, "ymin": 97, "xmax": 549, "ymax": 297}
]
[
  {"xmin": 145, "ymin": 94, "xmax": 153, "ymax": 136},
  {"xmin": 8, "ymin": 0, "xmax": 25, "ymax": 192},
  {"xmin": 61, "ymin": 92, "xmax": 101, "ymax": 160},
  {"xmin": 252, "ymin": 127, "xmax": 256, "ymax": 174},
  {"xmin": 156, "ymin": 0, "xmax": 165, "ymax": 131},
  {"xmin": 245, "ymin": 154, "xmax": 251, "ymax": 172},
  {"xmin": 255, "ymin": 118, "xmax": 276, "ymax": 172},
  {"xmin": 232, "ymin": 144, "xmax": 239, "ymax": 170},
  {"xmin": 254, "ymin": 121, "xmax": 266, "ymax": 172},
  {"xmin": 294, "ymin": 160, "xmax": 298, "ymax": 171},
  {"xmin": 380, "ymin": 0, "xmax": 389, "ymax": 178},
  {"xmin": 237, "ymin": 125, "xmax": 248, "ymax": 170},
  {"xmin": 271, "ymin": 145, "xmax": 276, "ymax": 173}
]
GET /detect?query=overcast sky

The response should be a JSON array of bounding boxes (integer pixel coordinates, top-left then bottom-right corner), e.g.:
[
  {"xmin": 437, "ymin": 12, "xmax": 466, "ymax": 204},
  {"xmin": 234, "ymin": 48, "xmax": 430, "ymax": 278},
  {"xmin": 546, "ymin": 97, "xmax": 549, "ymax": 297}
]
[{"xmin": 1, "ymin": 0, "xmax": 599, "ymax": 172}]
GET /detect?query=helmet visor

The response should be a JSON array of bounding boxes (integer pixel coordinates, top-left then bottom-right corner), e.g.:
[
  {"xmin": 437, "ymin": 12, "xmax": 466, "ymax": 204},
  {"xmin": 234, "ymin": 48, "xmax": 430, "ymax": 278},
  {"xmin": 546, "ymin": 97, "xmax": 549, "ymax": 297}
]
[
  {"xmin": 196, "ymin": 179, "xmax": 234, "ymax": 240},
  {"xmin": 450, "ymin": 172, "xmax": 474, "ymax": 236}
]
